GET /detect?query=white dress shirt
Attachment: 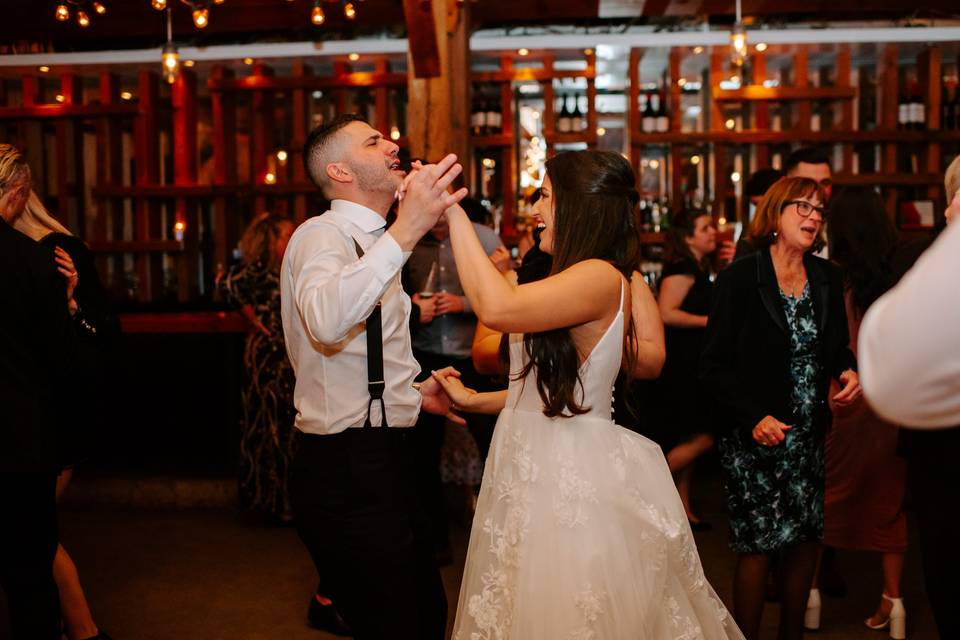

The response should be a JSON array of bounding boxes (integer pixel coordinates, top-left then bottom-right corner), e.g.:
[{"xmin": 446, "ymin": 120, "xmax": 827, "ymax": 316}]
[
  {"xmin": 859, "ymin": 220, "xmax": 960, "ymax": 429},
  {"xmin": 280, "ymin": 199, "xmax": 422, "ymax": 434}
]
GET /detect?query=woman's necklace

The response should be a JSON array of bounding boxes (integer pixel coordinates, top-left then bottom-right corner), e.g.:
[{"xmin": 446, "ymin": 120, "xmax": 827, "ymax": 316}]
[{"xmin": 773, "ymin": 260, "xmax": 806, "ymax": 298}]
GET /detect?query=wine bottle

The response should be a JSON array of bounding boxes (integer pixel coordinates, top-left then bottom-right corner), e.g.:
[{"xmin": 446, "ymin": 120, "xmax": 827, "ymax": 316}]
[
  {"xmin": 575, "ymin": 95, "xmax": 587, "ymax": 132},
  {"xmin": 897, "ymin": 85, "xmax": 910, "ymax": 131},
  {"xmin": 485, "ymin": 98, "xmax": 500, "ymax": 135},
  {"xmin": 558, "ymin": 94, "xmax": 572, "ymax": 133},
  {"xmin": 471, "ymin": 91, "xmax": 485, "ymax": 136},
  {"xmin": 642, "ymin": 92, "xmax": 657, "ymax": 133},
  {"xmin": 910, "ymin": 83, "xmax": 926, "ymax": 131},
  {"xmin": 655, "ymin": 87, "xmax": 670, "ymax": 133}
]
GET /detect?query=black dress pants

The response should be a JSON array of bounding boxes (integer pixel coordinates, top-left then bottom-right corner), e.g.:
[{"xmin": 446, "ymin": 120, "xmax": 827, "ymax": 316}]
[
  {"xmin": 907, "ymin": 431, "xmax": 960, "ymax": 640},
  {"xmin": 290, "ymin": 429, "xmax": 446, "ymax": 640},
  {"xmin": 0, "ymin": 472, "xmax": 60, "ymax": 640}
]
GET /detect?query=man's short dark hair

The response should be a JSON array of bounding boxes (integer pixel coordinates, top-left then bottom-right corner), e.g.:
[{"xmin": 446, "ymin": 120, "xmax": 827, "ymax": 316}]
[
  {"xmin": 784, "ymin": 146, "xmax": 831, "ymax": 175},
  {"xmin": 302, "ymin": 113, "xmax": 367, "ymax": 192},
  {"xmin": 745, "ymin": 168, "xmax": 783, "ymax": 199}
]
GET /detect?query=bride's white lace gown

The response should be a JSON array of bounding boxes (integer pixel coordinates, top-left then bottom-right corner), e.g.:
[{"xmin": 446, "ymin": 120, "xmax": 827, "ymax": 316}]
[{"xmin": 452, "ymin": 285, "xmax": 744, "ymax": 639}]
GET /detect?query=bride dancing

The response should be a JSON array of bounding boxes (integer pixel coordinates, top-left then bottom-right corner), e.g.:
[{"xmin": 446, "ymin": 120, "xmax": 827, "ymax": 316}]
[{"xmin": 432, "ymin": 150, "xmax": 744, "ymax": 639}]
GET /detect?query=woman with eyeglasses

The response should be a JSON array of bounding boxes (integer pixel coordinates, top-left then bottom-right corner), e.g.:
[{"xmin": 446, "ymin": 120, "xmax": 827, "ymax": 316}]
[{"xmin": 701, "ymin": 176, "xmax": 860, "ymax": 640}]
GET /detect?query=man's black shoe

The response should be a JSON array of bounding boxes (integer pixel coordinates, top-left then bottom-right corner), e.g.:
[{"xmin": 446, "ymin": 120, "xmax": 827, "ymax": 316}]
[{"xmin": 307, "ymin": 596, "xmax": 352, "ymax": 636}]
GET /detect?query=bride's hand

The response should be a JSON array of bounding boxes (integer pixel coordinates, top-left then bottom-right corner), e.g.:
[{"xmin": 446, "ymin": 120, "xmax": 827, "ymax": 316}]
[
  {"xmin": 420, "ymin": 366, "xmax": 467, "ymax": 426},
  {"xmin": 431, "ymin": 368, "xmax": 477, "ymax": 412}
]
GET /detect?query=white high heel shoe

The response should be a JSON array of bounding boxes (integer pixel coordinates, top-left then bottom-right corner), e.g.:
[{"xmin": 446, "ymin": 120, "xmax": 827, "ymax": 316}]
[
  {"xmin": 804, "ymin": 588, "xmax": 821, "ymax": 631},
  {"xmin": 865, "ymin": 594, "xmax": 906, "ymax": 639}
]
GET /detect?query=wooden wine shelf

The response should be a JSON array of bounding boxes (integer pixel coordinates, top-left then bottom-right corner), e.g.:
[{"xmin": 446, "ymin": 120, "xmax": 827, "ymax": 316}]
[
  {"xmin": 713, "ymin": 86, "xmax": 856, "ymax": 102},
  {"xmin": 471, "ymin": 134, "xmax": 512, "ymax": 147},
  {"xmin": 0, "ymin": 103, "xmax": 139, "ymax": 120},
  {"xmin": 471, "ymin": 68, "xmax": 596, "ymax": 83},
  {"xmin": 631, "ymin": 129, "xmax": 960, "ymax": 145},
  {"xmin": 119, "ymin": 311, "xmax": 248, "ymax": 334},
  {"xmin": 88, "ymin": 240, "xmax": 184, "ymax": 253},
  {"xmin": 545, "ymin": 131, "xmax": 599, "ymax": 145},
  {"xmin": 208, "ymin": 72, "xmax": 406, "ymax": 91},
  {"xmin": 833, "ymin": 173, "xmax": 944, "ymax": 186},
  {"xmin": 640, "ymin": 232, "xmax": 666, "ymax": 244}
]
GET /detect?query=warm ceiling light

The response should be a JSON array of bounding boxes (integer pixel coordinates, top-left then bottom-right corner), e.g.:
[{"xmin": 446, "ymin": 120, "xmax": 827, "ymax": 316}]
[
  {"xmin": 183, "ymin": 59, "xmax": 195, "ymax": 67},
  {"xmin": 693, "ymin": 46, "xmax": 704, "ymax": 55},
  {"xmin": 120, "ymin": 91, "xmax": 133, "ymax": 100},
  {"xmin": 311, "ymin": 2, "xmax": 325, "ymax": 25},
  {"xmin": 55, "ymin": 94, "xmax": 65, "ymax": 103},
  {"xmin": 213, "ymin": 0, "xmax": 225, "ymax": 4},
  {"xmin": 690, "ymin": 155, "xmax": 701, "ymax": 165},
  {"xmin": 243, "ymin": 57, "xmax": 254, "ymax": 65},
  {"xmin": 76, "ymin": 10, "xmax": 91, "ymax": 27},
  {"xmin": 678, "ymin": 78, "xmax": 686, "ymax": 87},
  {"xmin": 725, "ymin": 118, "xmax": 736, "ymax": 130},
  {"xmin": 596, "ymin": 127, "xmax": 606, "ymax": 136},
  {"xmin": 343, "ymin": 2, "xmax": 356, "ymax": 19},
  {"xmin": 730, "ymin": 0, "xmax": 747, "ymax": 67},
  {"xmin": 151, "ymin": 0, "xmax": 167, "ymax": 9},
  {"xmin": 731, "ymin": 171, "xmax": 742, "ymax": 182},
  {"xmin": 92, "ymin": 2, "xmax": 106, "ymax": 15},
  {"xmin": 264, "ymin": 172, "xmax": 277, "ymax": 185},
  {"xmin": 162, "ymin": 44, "xmax": 180, "ymax": 84},
  {"xmin": 756, "ymin": 42, "xmax": 768, "ymax": 52},
  {"xmin": 55, "ymin": 4, "xmax": 69, "ymax": 20},
  {"xmin": 276, "ymin": 149, "xmax": 288, "ymax": 162},
  {"xmin": 38, "ymin": 65, "xmax": 51, "ymax": 73},
  {"xmin": 584, "ymin": 48, "xmax": 594, "ymax": 55},
  {"xmin": 518, "ymin": 48, "xmax": 529, "ymax": 56},
  {"xmin": 348, "ymin": 53, "xmax": 360, "ymax": 62},
  {"xmin": 649, "ymin": 159, "xmax": 660, "ymax": 170},
  {"xmin": 193, "ymin": 8, "xmax": 209, "ymax": 28},
  {"xmin": 389, "ymin": 127, "xmax": 401, "ymax": 141}
]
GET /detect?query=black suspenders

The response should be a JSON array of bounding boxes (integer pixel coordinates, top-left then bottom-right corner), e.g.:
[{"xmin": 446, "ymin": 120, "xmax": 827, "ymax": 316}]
[{"xmin": 353, "ymin": 238, "xmax": 389, "ymax": 429}]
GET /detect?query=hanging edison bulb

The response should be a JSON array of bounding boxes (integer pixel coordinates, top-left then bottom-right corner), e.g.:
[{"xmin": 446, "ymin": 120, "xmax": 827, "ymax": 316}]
[
  {"xmin": 311, "ymin": 1, "xmax": 325, "ymax": 25},
  {"xmin": 152, "ymin": 0, "xmax": 167, "ymax": 9},
  {"xmin": 93, "ymin": 2, "xmax": 107, "ymax": 14},
  {"xmin": 213, "ymin": 0, "xmax": 225, "ymax": 4},
  {"xmin": 55, "ymin": 4, "xmax": 70, "ymax": 20},
  {"xmin": 343, "ymin": 2, "xmax": 357, "ymax": 19},
  {"xmin": 162, "ymin": 43, "xmax": 180, "ymax": 84},
  {"xmin": 76, "ymin": 10, "xmax": 91, "ymax": 27},
  {"xmin": 192, "ymin": 8, "xmax": 209, "ymax": 28}
]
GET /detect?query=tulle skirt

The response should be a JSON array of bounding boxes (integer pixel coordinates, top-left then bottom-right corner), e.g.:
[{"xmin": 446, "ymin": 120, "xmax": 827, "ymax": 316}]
[{"xmin": 452, "ymin": 407, "xmax": 744, "ymax": 639}]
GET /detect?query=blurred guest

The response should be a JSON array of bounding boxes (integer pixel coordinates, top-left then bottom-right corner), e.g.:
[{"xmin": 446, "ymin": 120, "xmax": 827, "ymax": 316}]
[
  {"xmin": 404, "ymin": 203, "xmax": 504, "ymax": 562},
  {"xmin": 822, "ymin": 187, "xmax": 907, "ymax": 636},
  {"xmin": 859, "ymin": 200, "xmax": 960, "ymax": 640},
  {"xmin": 0, "ymin": 144, "xmax": 74, "ymax": 640},
  {"xmin": 217, "ymin": 212, "xmax": 296, "ymax": 521},
  {"xmin": 785, "ymin": 147, "xmax": 833, "ymax": 202},
  {"xmin": 13, "ymin": 191, "xmax": 119, "ymax": 640},
  {"xmin": 701, "ymin": 176, "xmax": 860, "ymax": 640},
  {"xmin": 944, "ymin": 155, "xmax": 960, "ymax": 225},
  {"xmin": 729, "ymin": 169, "xmax": 783, "ymax": 263},
  {"xmin": 655, "ymin": 208, "xmax": 717, "ymax": 529}
]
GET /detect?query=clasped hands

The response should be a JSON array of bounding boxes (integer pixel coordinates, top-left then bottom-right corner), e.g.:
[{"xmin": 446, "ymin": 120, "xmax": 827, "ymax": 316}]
[
  {"xmin": 419, "ymin": 366, "xmax": 471, "ymax": 426},
  {"xmin": 752, "ymin": 369, "xmax": 861, "ymax": 447}
]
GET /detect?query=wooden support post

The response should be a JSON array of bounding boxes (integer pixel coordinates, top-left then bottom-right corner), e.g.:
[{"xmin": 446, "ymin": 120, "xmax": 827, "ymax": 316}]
[
  {"xmin": 291, "ymin": 61, "xmax": 311, "ymax": 224},
  {"xmin": 96, "ymin": 72, "xmax": 124, "ymax": 283},
  {"xmin": 668, "ymin": 48, "xmax": 683, "ymax": 205},
  {"xmin": 55, "ymin": 74, "xmax": 83, "ymax": 232},
  {"xmin": 879, "ymin": 44, "xmax": 899, "ymax": 220},
  {"xmin": 710, "ymin": 49, "xmax": 729, "ymax": 220},
  {"xmin": 173, "ymin": 67, "xmax": 199, "ymax": 300},
  {"xmin": 753, "ymin": 51, "xmax": 770, "ymax": 168},
  {"xmin": 794, "ymin": 46, "xmax": 811, "ymax": 132},
  {"xmin": 251, "ymin": 63, "xmax": 275, "ymax": 214},
  {"xmin": 836, "ymin": 46, "xmax": 854, "ymax": 173},
  {"xmin": 134, "ymin": 71, "xmax": 162, "ymax": 301},
  {"xmin": 918, "ymin": 46, "xmax": 942, "ymax": 205},
  {"xmin": 586, "ymin": 50, "xmax": 598, "ymax": 147},
  {"xmin": 210, "ymin": 66, "xmax": 239, "ymax": 277},
  {"xmin": 628, "ymin": 48, "xmax": 642, "ymax": 179},
  {"xmin": 374, "ymin": 58, "xmax": 390, "ymax": 133}
]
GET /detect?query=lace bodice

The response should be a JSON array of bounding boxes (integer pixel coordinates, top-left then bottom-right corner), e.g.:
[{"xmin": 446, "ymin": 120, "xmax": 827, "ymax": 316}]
[{"xmin": 505, "ymin": 281, "xmax": 624, "ymax": 420}]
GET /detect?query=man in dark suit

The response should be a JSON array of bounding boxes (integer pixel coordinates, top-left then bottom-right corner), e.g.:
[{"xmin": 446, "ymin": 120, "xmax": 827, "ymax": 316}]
[{"xmin": 0, "ymin": 145, "xmax": 75, "ymax": 639}]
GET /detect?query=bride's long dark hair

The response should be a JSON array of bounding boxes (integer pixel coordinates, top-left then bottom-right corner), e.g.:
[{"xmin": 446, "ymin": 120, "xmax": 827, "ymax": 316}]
[{"xmin": 519, "ymin": 150, "xmax": 642, "ymax": 418}]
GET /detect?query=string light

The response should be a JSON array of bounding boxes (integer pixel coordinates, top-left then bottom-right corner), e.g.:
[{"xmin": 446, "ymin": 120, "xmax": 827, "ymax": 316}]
[
  {"xmin": 54, "ymin": 1, "xmax": 110, "ymax": 25},
  {"xmin": 183, "ymin": 59, "xmax": 195, "ymax": 68},
  {"xmin": 55, "ymin": 94, "xmax": 66, "ymax": 103},
  {"xmin": 120, "ymin": 91, "xmax": 133, "ymax": 100},
  {"xmin": 756, "ymin": 42, "xmax": 768, "ymax": 52},
  {"xmin": 38, "ymin": 65, "xmax": 51, "ymax": 73},
  {"xmin": 92, "ymin": 1, "xmax": 106, "ymax": 14},
  {"xmin": 517, "ymin": 48, "xmax": 529, "ymax": 56},
  {"xmin": 276, "ymin": 150, "xmax": 289, "ymax": 163},
  {"xmin": 55, "ymin": 4, "xmax": 70, "ymax": 20},
  {"xmin": 343, "ymin": 2, "xmax": 356, "ymax": 19},
  {"xmin": 161, "ymin": 7, "xmax": 179, "ymax": 85},
  {"xmin": 151, "ymin": 0, "xmax": 166, "ymax": 9},
  {"xmin": 348, "ymin": 52, "xmax": 360, "ymax": 62},
  {"xmin": 76, "ymin": 10, "xmax": 90, "ymax": 27},
  {"xmin": 264, "ymin": 172, "xmax": 277, "ymax": 185},
  {"xmin": 192, "ymin": 8, "xmax": 209, "ymax": 28},
  {"xmin": 311, "ymin": 1, "xmax": 325, "ymax": 25},
  {"xmin": 389, "ymin": 127, "xmax": 401, "ymax": 141}
]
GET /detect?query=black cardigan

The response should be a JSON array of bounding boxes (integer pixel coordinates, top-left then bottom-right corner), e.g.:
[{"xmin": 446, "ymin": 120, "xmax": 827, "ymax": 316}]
[{"xmin": 700, "ymin": 248, "xmax": 857, "ymax": 436}]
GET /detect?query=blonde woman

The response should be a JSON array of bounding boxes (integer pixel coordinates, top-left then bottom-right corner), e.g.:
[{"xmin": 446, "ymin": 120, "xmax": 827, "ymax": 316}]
[{"xmin": 13, "ymin": 189, "xmax": 117, "ymax": 640}]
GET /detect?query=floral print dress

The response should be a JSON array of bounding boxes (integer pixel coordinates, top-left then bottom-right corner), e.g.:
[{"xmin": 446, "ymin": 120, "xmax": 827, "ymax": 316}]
[
  {"xmin": 719, "ymin": 283, "xmax": 824, "ymax": 553},
  {"xmin": 218, "ymin": 261, "xmax": 297, "ymax": 518}
]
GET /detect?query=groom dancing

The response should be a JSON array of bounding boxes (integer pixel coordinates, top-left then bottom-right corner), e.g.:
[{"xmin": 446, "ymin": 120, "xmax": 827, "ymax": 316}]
[{"xmin": 281, "ymin": 114, "xmax": 467, "ymax": 639}]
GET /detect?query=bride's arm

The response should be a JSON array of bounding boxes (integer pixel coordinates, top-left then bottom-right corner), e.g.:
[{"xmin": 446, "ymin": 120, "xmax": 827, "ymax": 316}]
[
  {"xmin": 431, "ymin": 371, "xmax": 508, "ymax": 415},
  {"xmin": 445, "ymin": 205, "xmax": 621, "ymax": 334}
]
